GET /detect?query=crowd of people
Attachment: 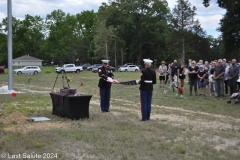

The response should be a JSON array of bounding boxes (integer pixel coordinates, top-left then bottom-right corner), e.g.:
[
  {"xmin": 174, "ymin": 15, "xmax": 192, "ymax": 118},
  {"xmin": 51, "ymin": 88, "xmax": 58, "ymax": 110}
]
[
  {"xmin": 158, "ymin": 59, "xmax": 240, "ymax": 97},
  {"xmin": 97, "ymin": 58, "xmax": 239, "ymax": 121}
]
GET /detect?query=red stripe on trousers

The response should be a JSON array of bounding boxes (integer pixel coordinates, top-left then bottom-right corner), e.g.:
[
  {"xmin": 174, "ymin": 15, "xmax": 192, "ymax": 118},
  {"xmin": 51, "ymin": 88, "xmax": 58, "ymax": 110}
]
[{"xmin": 140, "ymin": 91, "xmax": 143, "ymax": 120}]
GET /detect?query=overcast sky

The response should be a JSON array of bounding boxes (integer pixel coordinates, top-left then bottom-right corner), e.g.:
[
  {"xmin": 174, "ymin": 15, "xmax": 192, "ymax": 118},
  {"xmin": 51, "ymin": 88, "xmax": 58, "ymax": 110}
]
[{"xmin": 0, "ymin": 0, "xmax": 226, "ymax": 38}]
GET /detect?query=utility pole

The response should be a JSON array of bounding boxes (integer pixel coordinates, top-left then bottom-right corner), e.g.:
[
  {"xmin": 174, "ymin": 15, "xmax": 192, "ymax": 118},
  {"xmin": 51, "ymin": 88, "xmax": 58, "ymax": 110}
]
[{"xmin": 7, "ymin": 0, "xmax": 13, "ymax": 91}]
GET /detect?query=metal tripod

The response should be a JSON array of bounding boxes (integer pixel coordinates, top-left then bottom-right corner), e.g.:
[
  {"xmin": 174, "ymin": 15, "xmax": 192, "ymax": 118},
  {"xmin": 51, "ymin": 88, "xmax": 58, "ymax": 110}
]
[{"xmin": 52, "ymin": 72, "xmax": 70, "ymax": 91}]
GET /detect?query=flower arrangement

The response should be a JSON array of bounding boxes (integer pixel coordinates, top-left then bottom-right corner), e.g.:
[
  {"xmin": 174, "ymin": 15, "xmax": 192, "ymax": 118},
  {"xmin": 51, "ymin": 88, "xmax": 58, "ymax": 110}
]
[
  {"xmin": 67, "ymin": 76, "xmax": 71, "ymax": 83},
  {"xmin": 164, "ymin": 89, "xmax": 168, "ymax": 96},
  {"xmin": 80, "ymin": 81, "xmax": 84, "ymax": 86},
  {"xmin": 178, "ymin": 88, "xmax": 184, "ymax": 98}
]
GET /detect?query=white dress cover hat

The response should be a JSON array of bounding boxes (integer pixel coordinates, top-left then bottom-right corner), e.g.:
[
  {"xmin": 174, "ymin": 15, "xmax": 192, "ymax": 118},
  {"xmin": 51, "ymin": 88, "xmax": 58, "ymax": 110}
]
[
  {"xmin": 101, "ymin": 60, "xmax": 110, "ymax": 64},
  {"xmin": 143, "ymin": 59, "xmax": 153, "ymax": 65}
]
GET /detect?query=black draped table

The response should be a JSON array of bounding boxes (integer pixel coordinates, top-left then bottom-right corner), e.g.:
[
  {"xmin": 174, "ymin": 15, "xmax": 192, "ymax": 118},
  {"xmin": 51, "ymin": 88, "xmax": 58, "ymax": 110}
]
[{"xmin": 50, "ymin": 92, "xmax": 92, "ymax": 119}]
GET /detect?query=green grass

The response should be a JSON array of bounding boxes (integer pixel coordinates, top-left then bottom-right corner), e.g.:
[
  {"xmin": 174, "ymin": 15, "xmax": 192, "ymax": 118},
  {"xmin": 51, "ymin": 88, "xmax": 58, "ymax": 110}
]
[{"xmin": 0, "ymin": 66, "xmax": 240, "ymax": 159}]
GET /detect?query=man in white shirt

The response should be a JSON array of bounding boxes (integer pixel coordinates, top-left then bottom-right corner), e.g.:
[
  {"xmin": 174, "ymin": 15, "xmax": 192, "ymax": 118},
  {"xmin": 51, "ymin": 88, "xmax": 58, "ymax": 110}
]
[{"xmin": 158, "ymin": 61, "xmax": 167, "ymax": 88}]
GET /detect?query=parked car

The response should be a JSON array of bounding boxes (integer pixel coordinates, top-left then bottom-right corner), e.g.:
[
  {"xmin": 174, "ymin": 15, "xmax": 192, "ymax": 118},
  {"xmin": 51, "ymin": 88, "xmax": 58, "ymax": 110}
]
[
  {"xmin": 13, "ymin": 66, "xmax": 41, "ymax": 75},
  {"xmin": 0, "ymin": 66, "xmax": 4, "ymax": 73},
  {"xmin": 109, "ymin": 66, "xmax": 115, "ymax": 72},
  {"xmin": 55, "ymin": 64, "xmax": 83, "ymax": 73},
  {"xmin": 82, "ymin": 63, "xmax": 91, "ymax": 69},
  {"xmin": 118, "ymin": 63, "xmax": 133, "ymax": 69},
  {"xmin": 87, "ymin": 64, "xmax": 102, "ymax": 71},
  {"xmin": 118, "ymin": 65, "xmax": 140, "ymax": 72},
  {"xmin": 92, "ymin": 66, "xmax": 115, "ymax": 73}
]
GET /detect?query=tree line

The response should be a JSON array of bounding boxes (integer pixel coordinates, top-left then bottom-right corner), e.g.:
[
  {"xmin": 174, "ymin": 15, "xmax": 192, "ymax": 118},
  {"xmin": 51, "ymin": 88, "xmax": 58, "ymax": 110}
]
[{"xmin": 0, "ymin": 0, "xmax": 239, "ymax": 67}]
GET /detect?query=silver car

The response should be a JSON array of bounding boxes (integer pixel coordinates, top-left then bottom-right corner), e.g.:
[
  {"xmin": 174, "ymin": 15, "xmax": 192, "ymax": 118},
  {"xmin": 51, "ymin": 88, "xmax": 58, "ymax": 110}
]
[
  {"xmin": 118, "ymin": 65, "xmax": 140, "ymax": 72},
  {"xmin": 13, "ymin": 66, "xmax": 41, "ymax": 75}
]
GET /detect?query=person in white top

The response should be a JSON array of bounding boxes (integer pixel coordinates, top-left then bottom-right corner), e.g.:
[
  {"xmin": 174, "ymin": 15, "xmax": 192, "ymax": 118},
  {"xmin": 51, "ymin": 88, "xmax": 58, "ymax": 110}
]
[{"xmin": 158, "ymin": 61, "xmax": 167, "ymax": 88}]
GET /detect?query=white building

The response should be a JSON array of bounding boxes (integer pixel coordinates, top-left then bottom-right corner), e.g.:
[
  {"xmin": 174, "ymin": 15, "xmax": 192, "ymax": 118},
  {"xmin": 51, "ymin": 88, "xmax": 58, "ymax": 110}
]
[{"xmin": 12, "ymin": 55, "xmax": 43, "ymax": 67}]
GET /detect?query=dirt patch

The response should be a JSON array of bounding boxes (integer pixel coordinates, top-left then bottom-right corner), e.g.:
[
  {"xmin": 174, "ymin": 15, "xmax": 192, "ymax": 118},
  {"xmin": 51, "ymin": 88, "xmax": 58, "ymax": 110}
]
[
  {"xmin": 0, "ymin": 111, "xmax": 29, "ymax": 124},
  {"xmin": 56, "ymin": 141, "xmax": 99, "ymax": 159},
  {"xmin": 1, "ymin": 111, "xmax": 69, "ymax": 134},
  {"xmin": 3, "ymin": 122, "xmax": 69, "ymax": 134}
]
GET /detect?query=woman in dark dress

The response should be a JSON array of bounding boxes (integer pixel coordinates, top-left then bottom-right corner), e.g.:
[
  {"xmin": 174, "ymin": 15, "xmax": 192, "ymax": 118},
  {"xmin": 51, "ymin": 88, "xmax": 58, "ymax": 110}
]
[
  {"xmin": 198, "ymin": 65, "xmax": 206, "ymax": 95},
  {"xmin": 179, "ymin": 61, "xmax": 186, "ymax": 88},
  {"xmin": 188, "ymin": 60, "xmax": 199, "ymax": 96}
]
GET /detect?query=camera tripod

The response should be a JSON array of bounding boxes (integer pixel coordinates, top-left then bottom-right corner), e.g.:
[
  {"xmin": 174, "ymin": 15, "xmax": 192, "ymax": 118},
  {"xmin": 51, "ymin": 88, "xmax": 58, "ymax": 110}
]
[{"xmin": 52, "ymin": 72, "xmax": 70, "ymax": 91}]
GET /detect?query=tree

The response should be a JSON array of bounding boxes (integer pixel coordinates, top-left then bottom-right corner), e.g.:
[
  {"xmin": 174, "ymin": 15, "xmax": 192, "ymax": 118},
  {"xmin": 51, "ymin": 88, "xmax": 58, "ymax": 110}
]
[
  {"xmin": 0, "ymin": 33, "xmax": 7, "ymax": 64},
  {"xmin": 207, "ymin": 36, "xmax": 224, "ymax": 61},
  {"xmin": 99, "ymin": 0, "xmax": 170, "ymax": 65},
  {"xmin": 75, "ymin": 10, "xmax": 97, "ymax": 62},
  {"xmin": 203, "ymin": 0, "xmax": 240, "ymax": 59},
  {"xmin": 94, "ymin": 24, "xmax": 116, "ymax": 60},
  {"xmin": 43, "ymin": 10, "xmax": 78, "ymax": 63},
  {"xmin": 1, "ymin": 15, "xmax": 45, "ymax": 61},
  {"xmin": 93, "ymin": 4, "xmax": 117, "ymax": 60},
  {"xmin": 171, "ymin": 0, "xmax": 202, "ymax": 62},
  {"xmin": 94, "ymin": 3, "xmax": 122, "ymax": 66}
]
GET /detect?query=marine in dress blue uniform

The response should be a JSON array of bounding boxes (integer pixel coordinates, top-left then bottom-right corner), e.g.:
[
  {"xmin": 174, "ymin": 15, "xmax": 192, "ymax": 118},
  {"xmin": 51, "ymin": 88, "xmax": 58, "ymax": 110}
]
[
  {"xmin": 98, "ymin": 60, "xmax": 114, "ymax": 112},
  {"xmin": 139, "ymin": 59, "xmax": 156, "ymax": 121}
]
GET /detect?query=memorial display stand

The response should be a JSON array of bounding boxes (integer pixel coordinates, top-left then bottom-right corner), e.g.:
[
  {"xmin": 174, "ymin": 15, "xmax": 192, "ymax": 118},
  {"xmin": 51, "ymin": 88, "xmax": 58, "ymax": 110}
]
[
  {"xmin": 50, "ymin": 72, "xmax": 92, "ymax": 120},
  {"xmin": 49, "ymin": 92, "xmax": 92, "ymax": 119}
]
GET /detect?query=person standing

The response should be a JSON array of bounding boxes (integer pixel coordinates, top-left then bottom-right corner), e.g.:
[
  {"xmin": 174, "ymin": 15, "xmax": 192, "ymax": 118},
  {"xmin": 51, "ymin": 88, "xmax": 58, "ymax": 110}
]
[
  {"xmin": 208, "ymin": 62, "xmax": 217, "ymax": 96},
  {"xmin": 214, "ymin": 59, "xmax": 225, "ymax": 97},
  {"xmin": 204, "ymin": 61, "xmax": 210, "ymax": 88},
  {"xmin": 171, "ymin": 60, "xmax": 180, "ymax": 89},
  {"xmin": 139, "ymin": 59, "xmax": 156, "ymax": 121},
  {"xmin": 188, "ymin": 59, "xmax": 192, "ymax": 84},
  {"xmin": 98, "ymin": 60, "xmax": 114, "ymax": 112},
  {"xmin": 167, "ymin": 63, "xmax": 173, "ymax": 88},
  {"xmin": 165, "ymin": 63, "xmax": 170, "ymax": 85},
  {"xmin": 224, "ymin": 65, "xmax": 230, "ymax": 95},
  {"xmin": 222, "ymin": 58, "xmax": 227, "ymax": 67},
  {"xmin": 198, "ymin": 65, "xmax": 206, "ymax": 95},
  {"xmin": 197, "ymin": 60, "xmax": 203, "ymax": 68},
  {"xmin": 158, "ymin": 61, "xmax": 167, "ymax": 88},
  {"xmin": 228, "ymin": 59, "xmax": 239, "ymax": 95},
  {"xmin": 188, "ymin": 60, "xmax": 199, "ymax": 96},
  {"xmin": 179, "ymin": 61, "xmax": 186, "ymax": 88},
  {"xmin": 188, "ymin": 59, "xmax": 192, "ymax": 68}
]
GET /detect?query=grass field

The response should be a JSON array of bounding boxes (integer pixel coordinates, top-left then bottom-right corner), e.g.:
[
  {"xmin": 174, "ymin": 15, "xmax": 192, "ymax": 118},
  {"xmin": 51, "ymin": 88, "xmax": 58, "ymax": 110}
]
[{"xmin": 0, "ymin": 67, "xmax": 240, "ymax": 160}]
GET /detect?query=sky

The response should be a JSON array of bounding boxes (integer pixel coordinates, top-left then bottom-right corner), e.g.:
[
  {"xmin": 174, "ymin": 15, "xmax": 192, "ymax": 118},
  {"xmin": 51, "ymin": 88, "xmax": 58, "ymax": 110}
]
[{"xmin": 0, "ymin": 0, "xmax": 226, "ymax": 38}]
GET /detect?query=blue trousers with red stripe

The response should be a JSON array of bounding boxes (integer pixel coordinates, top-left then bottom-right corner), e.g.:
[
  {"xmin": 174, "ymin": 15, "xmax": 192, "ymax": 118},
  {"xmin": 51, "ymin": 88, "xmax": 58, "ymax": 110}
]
[
  {"xmin": 100, "ymin": 87, "xmax": 111, "ymax": 112},
  {"xmin": 140, "ymin": 90, "xmax": 152, "ymax": 121}
]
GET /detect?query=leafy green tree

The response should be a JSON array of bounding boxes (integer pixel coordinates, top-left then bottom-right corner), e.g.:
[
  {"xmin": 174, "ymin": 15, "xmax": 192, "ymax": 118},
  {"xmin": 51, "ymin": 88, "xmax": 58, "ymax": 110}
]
[
  {"xmin": 0, "ymin": 19, "xmax": 7, "ymax": 64},
  {"xmin": 94, "ymin": 22, "xmax": 116, "ymax": 60},
  {"xmin": 43, "ymin": 10, "xmax": 76, "ymax": 63},
  {"xmin": 99, "ymin": 0, "xmax": 170, "ymax": 65},
  {"xmin": 75, "ymin": 10, "xmax": 97, "ymax": 62},
  {"xmin": 42, "ymin": 10, "xmax": 97, "ymax": 64},
  {"xmin": 203, "ymin": 0, "xmax": 240, "ymax": 60},
  {"xmin": 1, "ymin": 15, "xmax": 44, "ymax": 61},
  {"xmin": 0, "ymin": 33, "xmax": 7, "ymax": 65},
  {"xmin": 207, "ymin": 36, "xmax": 224, "ymax": 61},
  {"xmin": 171, "ymin": 0, "xmax": 203, "ymax": 62}
]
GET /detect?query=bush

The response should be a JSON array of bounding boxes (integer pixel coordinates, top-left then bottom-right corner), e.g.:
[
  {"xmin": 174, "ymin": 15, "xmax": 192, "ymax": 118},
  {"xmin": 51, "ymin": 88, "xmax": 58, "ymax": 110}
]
[{"xmin": 44, "ymin": 70, "xmax": 52, "ymax": 73}]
